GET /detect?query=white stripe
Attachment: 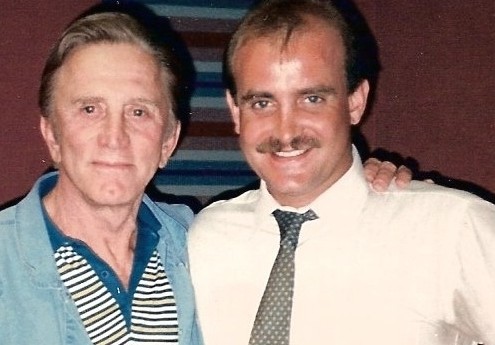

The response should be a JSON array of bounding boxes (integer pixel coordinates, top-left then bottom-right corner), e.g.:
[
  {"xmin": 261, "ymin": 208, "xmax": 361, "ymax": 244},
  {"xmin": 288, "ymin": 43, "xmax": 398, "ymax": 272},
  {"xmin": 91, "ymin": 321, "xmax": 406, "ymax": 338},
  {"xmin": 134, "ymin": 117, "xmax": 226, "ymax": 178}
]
[
  {"xmin": 60, "ymin": 268, "xmax": 96, "ymax": 288},
  {"xmin": 194, "ymin": 61, "xmax": 223, "ymax": 73},
  {"xmin": 75, "ymin": 286, "xmax": 113, "ymax": 315},
  {"xmin": 134, "ymin": 290, "xmax": 174, "ymax": 299},
  {"xmin": 138, "ymin": 278, "xmax": 169, "ymax": 287},
  {"xmin": 78, "ymin": 295, "xmax": 114, "ymax": 314},
  {"xmin": 85, "ymin": 309, "xmax": 122, "ymax": 331},
  {"xmin": 135, "ymin": 284, "xmax": 173, "ymax": 293},
  {"xmin": 156, "ymin": 184, "xmax": 245, "ymax": 196},
  {"xmin": 91, "ymin": 322, "xmax": 126, "ymax": 343},
  {"xmin": 133, "ymin": 304, "xmax": 178, "ymax": 312},
  {"xmin": 148, "ymin": 4, "xmax": 247, "ymax": 20},
  {"xmin": 132, "ymin": 334, "xmax": 179, "ymax": 342},
  {"xmin": 55, "ymin": 247, "xmax": 179, "ymax": 343},
  {"xmin": 132, "ymin": 313, "xmax": 176, "ymax": 321},
  {"xmin": 132, "ymin": 334, "xmax": 179, "ymax": 341},
  {"xmin": 86, "ymin": 312, "xmax": 123, "ymax": 334},
  {"xmin": 172, "ymin": 149, "xmax": 245, "ymax": 161},
  {"xmin": 58, "ymin": 265, "xmax": 93, "ymax": 281},
  {"xmin": 191, "ymin": 96, "xmax": 227, "ymax": 109}
]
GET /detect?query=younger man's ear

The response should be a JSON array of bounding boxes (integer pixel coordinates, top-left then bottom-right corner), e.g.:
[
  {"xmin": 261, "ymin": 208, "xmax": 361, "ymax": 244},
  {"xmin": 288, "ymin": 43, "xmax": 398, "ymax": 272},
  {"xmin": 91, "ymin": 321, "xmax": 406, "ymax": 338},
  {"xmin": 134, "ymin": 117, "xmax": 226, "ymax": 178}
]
[
  {"xmin": 226, "ymin": 90, "xmax": 241, "ymax": 135},
  {"xmin": 348, "ymin": 79, "xmax": 370, "ymax": 125}
]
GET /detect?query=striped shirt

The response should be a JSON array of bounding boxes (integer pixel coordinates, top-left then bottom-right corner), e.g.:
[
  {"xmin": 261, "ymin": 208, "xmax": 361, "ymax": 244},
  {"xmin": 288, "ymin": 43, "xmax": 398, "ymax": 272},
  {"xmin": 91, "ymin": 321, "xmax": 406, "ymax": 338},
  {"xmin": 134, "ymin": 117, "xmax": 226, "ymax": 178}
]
[{"xmin": 45, "ymin": 204, "xmax": 179, "ymax": 344}]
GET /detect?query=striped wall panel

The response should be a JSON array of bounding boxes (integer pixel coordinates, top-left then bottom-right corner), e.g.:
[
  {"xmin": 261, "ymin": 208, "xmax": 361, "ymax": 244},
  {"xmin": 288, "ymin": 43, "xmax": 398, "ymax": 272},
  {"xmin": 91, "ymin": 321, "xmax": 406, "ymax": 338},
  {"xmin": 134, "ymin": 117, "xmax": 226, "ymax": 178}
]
[
  {"xmin": 108, "ymin": 0, "xmax": 258, "ymax": 205},
  {"xmin": 154, "ymin": 150, "xmax": 255, "ymax": 201}
]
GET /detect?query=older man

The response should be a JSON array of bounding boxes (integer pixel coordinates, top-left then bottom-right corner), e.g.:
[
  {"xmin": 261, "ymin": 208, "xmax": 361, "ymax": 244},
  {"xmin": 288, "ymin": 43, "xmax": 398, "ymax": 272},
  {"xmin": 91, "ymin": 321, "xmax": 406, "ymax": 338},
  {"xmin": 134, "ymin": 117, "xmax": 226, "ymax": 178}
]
[
  {"xmin": 0, "ymin": 11, "xmax": 201, "ymax": 344},
  {"xmin": 188, "ymin": 1, "xmax": 495, "ymax": 344}
]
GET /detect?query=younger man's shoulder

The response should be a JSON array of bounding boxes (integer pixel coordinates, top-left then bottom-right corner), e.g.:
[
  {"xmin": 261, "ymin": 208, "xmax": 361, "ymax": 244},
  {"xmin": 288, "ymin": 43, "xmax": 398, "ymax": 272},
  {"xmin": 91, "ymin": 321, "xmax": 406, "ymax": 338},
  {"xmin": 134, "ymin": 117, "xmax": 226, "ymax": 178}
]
[
  {"xmin": 199, "ymin": 188, "xmax": 260, "ymax": 216},
  {"xmin": 373, "ymin": 179, "xmax": 494, "ymax": 210}
]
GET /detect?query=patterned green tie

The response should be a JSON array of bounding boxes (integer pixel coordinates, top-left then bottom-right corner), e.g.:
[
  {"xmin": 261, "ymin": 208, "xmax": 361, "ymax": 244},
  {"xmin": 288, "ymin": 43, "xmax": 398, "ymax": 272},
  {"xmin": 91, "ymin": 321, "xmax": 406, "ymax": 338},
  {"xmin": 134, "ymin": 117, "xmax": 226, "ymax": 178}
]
[{"xmin": 249, "ymin": 209, "xmax": 318, "ymax": 345}]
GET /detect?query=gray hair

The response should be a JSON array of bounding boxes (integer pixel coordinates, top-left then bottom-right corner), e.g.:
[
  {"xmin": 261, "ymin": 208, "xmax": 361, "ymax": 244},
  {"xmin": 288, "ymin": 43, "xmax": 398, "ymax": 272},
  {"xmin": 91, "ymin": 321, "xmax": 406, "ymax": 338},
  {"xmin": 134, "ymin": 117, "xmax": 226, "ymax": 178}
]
[{"xmin": 38, "ymin": 12, "xmax": 180, "ymax": 121}]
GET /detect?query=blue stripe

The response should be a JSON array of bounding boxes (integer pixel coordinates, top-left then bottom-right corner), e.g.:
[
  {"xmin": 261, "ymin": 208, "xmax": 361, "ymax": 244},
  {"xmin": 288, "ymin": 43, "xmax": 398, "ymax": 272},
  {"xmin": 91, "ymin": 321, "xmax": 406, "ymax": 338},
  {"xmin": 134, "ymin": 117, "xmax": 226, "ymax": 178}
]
[
  {"xmin": 197, "ymin": 71, "xmax": 222, "ymax": 83},
  {"xmin": 154, "ymin": 173, "xmax": 257, "ymax": 187},
  {"xmin": 136, "ymin": 0, "xmax": 254, "ymax": 9},
  {"xmin": 192, "ymin": 87, "xmax": 224, "ymax": 98},
  {"xmin": 163, "ymin": 169, "xmax": 255, "ymax": 177},
  {"xmin": 172, "ymin": 149, "xmax": 244, "ymax": 161},
  {"xmin": 157, "ymin": 160, "xmax": 257, "ymax": 186},
  {"xmin": 194, "ymin": 61, "xmax": 222, "ymax": 73},
  {"xmin": 196, "ymin": 81, "xmax": 224, "ymax": 90},
  {"xmin": 153, "ymin": 184, "xmax": 251, "ymax": 198},
  {"xmin": 147, "ymin": 5, "xmax": 247, "ymax": 20},
  {"xmin": 190, "ymin": 96, "xmax": 226, "ymax": 109},
  {"xmin": 165, "ymin": 160, "xmax": 251, "ymax": 171}
]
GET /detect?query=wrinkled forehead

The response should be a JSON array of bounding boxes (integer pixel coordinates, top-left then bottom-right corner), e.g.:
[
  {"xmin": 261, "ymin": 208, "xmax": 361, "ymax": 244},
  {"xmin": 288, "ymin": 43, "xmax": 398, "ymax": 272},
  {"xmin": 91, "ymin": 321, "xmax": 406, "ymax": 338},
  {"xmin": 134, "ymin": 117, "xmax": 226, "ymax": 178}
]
[{"xmin": 56, "ymin": 42, "xmax": 173, "ymax": 104}]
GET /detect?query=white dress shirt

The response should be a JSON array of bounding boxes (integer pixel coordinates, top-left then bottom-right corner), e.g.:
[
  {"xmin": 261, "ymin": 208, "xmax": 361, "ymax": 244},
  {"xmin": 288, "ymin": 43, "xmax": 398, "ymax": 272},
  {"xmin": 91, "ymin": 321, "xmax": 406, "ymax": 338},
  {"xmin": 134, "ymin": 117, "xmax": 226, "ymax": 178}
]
[{"xmin": 188, "ymin": 147, "xmax": 495, "ymax": 345}]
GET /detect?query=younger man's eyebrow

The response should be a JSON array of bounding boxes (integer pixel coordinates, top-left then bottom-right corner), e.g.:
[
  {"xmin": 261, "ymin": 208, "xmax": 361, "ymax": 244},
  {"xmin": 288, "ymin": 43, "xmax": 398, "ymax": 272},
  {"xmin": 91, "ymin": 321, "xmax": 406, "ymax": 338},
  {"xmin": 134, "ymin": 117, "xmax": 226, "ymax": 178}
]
[
  {"xmin": 239, "ymin": 91, "xmax": 274, "ymax": 104},
  {"xmin": 298, "ymin": 86, "xmax": 337, "ymax": 96}
]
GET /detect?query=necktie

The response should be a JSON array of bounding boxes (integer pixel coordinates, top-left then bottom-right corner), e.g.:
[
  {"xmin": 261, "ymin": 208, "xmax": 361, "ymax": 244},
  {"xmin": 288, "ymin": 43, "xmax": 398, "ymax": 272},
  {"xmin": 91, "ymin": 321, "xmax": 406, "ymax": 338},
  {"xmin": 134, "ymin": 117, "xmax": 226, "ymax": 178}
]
[{"xmin": 249, "ymin": 209, "xmax": 318, "ymax": 345}]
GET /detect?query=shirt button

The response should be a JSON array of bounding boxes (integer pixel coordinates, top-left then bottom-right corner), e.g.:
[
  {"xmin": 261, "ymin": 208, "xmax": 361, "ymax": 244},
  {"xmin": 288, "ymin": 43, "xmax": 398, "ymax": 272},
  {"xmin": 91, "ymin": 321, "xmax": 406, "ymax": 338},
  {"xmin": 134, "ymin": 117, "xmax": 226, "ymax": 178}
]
[{"xmin": 101, "ymin": 270, "xmax": 109, "ymax": 279}]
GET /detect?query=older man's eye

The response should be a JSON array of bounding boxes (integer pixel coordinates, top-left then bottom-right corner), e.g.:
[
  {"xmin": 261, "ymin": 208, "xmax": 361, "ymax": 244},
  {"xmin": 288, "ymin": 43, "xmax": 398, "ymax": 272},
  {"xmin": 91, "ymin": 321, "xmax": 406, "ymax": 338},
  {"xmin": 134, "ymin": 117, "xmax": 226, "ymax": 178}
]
[
  {"xmin": 83, "ymin": 105, "xmax": 96, "ymax": 114},
  {"xmin": 132, "ymin": 108, "xmax": 146, "ymax": 117}
]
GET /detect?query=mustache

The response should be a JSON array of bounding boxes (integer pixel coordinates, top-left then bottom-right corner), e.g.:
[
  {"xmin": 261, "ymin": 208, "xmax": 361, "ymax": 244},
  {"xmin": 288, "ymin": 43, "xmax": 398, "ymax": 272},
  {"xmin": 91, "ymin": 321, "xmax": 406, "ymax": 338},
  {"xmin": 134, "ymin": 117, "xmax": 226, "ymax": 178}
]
[{"xmin": 255, "ymin": 136, "xmax": 321, "ymax": 154}]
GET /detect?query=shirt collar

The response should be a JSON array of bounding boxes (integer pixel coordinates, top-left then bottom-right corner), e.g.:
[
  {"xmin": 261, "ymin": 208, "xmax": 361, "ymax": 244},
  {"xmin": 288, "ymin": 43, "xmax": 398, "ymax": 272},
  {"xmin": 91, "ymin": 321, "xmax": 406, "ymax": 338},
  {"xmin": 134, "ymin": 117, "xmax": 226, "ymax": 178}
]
[
  {"xmin": 256, "ymin": 145, "xmax": 369, "ymax": 225},
  {"xmin": 44, "ymin": 199, "xmax": 160, "ymax": 252}
]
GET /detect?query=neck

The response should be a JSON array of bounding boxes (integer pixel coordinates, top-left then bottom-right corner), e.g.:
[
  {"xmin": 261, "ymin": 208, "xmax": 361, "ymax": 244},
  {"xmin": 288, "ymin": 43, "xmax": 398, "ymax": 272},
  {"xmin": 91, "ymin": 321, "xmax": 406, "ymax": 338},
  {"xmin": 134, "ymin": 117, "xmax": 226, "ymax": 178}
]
[{"xmin": 43, "ymin": 185, "xmax": 142, "ymax": 289}]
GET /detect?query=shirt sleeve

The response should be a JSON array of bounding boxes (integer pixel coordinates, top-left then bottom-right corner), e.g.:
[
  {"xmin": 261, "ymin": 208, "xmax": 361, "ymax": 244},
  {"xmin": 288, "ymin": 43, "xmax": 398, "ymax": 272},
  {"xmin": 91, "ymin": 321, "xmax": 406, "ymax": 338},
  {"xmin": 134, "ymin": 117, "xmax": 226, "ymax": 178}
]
[{"xmin": 452, "ymin": 197, "xmax": 495, "ymax": 344}]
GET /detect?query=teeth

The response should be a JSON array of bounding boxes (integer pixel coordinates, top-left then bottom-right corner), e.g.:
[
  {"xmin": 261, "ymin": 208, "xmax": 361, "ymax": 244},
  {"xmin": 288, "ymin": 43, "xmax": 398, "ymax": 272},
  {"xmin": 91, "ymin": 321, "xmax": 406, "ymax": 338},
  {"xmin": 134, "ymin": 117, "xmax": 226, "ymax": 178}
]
[{"xmin": 274, "ymin": 149, "xmax": 305, "ymax": 157}]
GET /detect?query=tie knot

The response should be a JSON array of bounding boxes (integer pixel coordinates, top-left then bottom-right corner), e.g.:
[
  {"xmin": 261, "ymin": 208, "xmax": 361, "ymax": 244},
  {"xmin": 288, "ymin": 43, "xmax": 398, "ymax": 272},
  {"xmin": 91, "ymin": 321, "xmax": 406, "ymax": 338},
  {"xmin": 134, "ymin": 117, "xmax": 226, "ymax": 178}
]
[{"xmin": 272, "ymin": 209, "xmax": 318, "ymax": 248}]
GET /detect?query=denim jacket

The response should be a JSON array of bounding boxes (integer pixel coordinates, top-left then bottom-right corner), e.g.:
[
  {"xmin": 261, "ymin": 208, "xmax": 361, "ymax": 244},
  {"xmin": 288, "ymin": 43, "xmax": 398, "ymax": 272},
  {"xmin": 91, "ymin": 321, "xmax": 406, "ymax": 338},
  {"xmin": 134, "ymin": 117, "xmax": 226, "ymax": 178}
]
[{"xmin": 0, "ymin": 172, "xmax": 203, "ymax": 345}]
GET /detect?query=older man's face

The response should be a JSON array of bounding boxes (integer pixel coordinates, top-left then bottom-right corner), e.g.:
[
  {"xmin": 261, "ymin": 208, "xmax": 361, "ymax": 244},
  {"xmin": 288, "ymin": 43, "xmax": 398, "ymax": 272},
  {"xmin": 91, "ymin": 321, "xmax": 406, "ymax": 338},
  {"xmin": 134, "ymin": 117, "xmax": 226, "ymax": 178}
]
[
  {"xmin": 227, "ymin": 18, "xmax": 369, "ymax": 207},
  {"xmin": 41, "ymin": 42, "xmax": 179, "ymax": 208}
]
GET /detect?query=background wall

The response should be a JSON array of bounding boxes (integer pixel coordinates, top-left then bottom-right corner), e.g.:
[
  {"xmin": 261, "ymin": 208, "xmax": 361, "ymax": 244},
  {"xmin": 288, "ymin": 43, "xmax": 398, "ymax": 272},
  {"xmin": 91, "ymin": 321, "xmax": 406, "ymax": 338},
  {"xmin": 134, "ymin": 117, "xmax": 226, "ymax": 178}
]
[
  {"xmin": 0, "ymin": 0, "xmax": 493, "ymax": 208},
  {"xmin": 0, "ymin": 0, "xmax": 98, "ymax": 206},
  {"xmin": 358, "ymin": 0, "xmax": 495, "ymax": 202}
]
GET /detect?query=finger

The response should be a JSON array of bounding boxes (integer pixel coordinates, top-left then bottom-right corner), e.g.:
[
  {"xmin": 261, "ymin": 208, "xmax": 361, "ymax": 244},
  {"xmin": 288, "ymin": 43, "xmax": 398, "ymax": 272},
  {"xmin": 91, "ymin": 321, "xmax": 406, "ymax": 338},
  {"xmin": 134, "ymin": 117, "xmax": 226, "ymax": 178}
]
[
  {"xmin": 394, "ymin": 165, "xmax": 413, "ymax": 189},
  {"xmin": 363, "ymin": 157, "xmax": 382, "ymax": 183},
  {"xmin": 371, "ymin": 161, "xmax": 397, "ymax": 192}
]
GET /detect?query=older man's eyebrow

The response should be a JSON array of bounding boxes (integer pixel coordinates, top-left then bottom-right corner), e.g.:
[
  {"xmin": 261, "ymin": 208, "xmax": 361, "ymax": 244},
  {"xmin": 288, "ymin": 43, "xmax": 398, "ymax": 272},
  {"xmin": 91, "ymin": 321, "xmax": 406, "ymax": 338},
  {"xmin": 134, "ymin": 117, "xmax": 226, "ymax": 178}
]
[
  {"xmin": 72, "ymin": 96, "xmax": 105, "ymax": 105},
  {"xmin": 130, "ymin": 97, "xmax": 161, "ymax": 107},
  {"xmin": 71, "ymin": 97, "xmax": 161, "ymax": 108}
]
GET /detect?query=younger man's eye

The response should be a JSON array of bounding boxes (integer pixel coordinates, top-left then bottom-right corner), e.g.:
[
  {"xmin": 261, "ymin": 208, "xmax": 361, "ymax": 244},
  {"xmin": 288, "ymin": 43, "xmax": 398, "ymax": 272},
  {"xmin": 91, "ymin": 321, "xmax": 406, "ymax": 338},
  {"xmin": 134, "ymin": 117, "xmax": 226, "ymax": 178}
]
[
  {"xmin": 252, "ymin": 100, "xmax": 269, "ymax": 109},
  {"xmin": 306, "ymin": 95, "xmax": 323, "ymax": 103}
]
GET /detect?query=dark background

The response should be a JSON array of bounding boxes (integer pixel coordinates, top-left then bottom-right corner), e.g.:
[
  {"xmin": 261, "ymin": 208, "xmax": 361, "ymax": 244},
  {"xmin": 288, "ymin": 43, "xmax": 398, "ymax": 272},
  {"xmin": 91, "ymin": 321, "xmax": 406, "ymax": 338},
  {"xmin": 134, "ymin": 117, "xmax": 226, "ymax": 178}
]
[{"xmin": 1, "ymin": 0, "xmax": 493, "ymax": 206}]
